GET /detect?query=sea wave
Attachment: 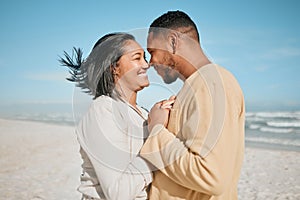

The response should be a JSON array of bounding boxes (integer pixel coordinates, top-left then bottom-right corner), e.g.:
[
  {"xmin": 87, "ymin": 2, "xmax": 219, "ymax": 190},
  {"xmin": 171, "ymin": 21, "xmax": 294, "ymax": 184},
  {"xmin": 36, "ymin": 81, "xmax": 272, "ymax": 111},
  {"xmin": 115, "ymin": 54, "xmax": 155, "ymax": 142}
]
[
  {"xmin": 244, "ymin": 111, "xmax": 300, "ymax": 149},
  {"xmin": 246, "ymin": 111, "xmax": 300, "ymax": 134},
  {"xmin": 248, "ymin": 112, "xmax": 300, "ymax": 119},
  {"xmin": 259, "ymin": 127, "xmax": 294, "ymax": 133},
  {"xmin": 267, "ymin": 121, "xmax": 300, "ymax": 128},
  {"xmin": 245, "ymin": 116, "xmax": 266, "ymax": 122},
  {"xmin": 248, "ymin": 124, "xmax": 260, "ymax": 130}
]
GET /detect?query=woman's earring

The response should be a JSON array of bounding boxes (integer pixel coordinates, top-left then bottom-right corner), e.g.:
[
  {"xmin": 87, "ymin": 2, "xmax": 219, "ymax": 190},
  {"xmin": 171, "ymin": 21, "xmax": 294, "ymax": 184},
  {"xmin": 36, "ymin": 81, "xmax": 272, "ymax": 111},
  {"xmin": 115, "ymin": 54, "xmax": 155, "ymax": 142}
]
[{"xmin": 112, "ymin": 70, "xmax": 119, "ymax": 81}]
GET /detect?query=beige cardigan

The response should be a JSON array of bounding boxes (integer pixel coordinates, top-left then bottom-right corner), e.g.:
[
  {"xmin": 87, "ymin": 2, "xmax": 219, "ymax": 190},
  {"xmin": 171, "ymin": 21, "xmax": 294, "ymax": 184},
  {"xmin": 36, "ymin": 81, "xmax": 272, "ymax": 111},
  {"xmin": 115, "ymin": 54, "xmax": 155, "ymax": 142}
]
[
  {"xmin": 140, "ymin": 64, "xmax": 245, "ymax": 200},
  {"xmin": 76, "ymin": 96, "xmax": 152, "ymax": 200}
]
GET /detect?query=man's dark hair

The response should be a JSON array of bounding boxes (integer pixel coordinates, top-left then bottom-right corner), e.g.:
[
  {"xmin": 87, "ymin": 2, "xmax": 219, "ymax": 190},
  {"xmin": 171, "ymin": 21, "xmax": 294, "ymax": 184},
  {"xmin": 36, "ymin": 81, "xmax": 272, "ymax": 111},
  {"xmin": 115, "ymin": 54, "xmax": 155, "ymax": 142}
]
[{"xmin": 149, "ymin": 10, "xmax": 199, "ymax": 41}]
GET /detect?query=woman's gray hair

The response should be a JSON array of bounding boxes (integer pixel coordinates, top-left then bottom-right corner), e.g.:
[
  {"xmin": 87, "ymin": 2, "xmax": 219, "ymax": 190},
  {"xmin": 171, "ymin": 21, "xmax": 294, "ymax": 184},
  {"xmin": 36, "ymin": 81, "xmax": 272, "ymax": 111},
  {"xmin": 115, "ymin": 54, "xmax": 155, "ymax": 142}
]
[{"xmin": 59, "ymin": 33, "xmax": 135, "ymax": 99}]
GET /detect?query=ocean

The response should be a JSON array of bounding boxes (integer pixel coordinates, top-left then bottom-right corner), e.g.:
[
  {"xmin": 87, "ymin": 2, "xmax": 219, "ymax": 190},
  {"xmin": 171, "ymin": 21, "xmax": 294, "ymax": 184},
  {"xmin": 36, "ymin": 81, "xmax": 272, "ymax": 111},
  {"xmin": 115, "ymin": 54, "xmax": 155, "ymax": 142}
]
[
  {"xmin": 1, "ymin": 108, "xmax": 300, "ymax": 152},
  {"xmin": 245, "ymin": 111, "xmax": 300, "ymax": 151}
]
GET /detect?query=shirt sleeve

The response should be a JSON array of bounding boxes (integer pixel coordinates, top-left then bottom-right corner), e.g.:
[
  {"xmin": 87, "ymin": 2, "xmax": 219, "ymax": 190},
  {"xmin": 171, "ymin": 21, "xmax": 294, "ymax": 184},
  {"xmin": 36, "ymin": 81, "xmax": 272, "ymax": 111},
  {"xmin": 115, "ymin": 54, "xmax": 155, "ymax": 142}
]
[
  {"xmin": 140, "ymin": 123, "xmax": 225, "ymax": 196},
  {"xmin": 77, "ymin": 98, "xmax": 152, "ymax": 200}
]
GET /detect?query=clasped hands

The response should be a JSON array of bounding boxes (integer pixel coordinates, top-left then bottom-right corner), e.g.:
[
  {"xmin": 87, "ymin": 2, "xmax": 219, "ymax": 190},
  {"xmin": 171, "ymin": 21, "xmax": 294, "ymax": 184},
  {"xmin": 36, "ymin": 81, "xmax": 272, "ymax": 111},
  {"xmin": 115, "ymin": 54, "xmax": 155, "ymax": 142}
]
[{"xmin": 147, "ymin": 95, "xmax": 176, "ymax": 132}]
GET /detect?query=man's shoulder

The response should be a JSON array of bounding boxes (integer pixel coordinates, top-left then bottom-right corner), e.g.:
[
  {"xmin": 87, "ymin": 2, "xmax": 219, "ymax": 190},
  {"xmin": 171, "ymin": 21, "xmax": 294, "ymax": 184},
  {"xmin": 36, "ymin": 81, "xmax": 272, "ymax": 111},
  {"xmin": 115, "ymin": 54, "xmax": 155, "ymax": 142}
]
[{"xmin": 198, "ymin": 63, "xmax": 232, "ymax": 78}]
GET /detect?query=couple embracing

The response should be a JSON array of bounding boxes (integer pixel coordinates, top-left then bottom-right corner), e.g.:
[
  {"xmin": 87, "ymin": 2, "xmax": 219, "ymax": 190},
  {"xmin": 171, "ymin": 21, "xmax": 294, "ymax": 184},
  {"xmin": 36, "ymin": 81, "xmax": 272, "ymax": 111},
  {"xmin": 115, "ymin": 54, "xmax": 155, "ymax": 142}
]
[{"xmin": 60, "ymin": 10, "xmax": 245, "ymax": 200}]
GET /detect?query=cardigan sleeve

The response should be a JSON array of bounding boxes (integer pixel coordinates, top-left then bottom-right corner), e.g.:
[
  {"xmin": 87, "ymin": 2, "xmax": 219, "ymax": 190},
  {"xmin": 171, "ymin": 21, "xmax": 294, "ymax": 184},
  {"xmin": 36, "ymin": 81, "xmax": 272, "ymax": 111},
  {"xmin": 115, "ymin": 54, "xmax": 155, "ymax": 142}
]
[{"xmin": 77, "ymin": 98, "xmax": 152, "ymax": 200}]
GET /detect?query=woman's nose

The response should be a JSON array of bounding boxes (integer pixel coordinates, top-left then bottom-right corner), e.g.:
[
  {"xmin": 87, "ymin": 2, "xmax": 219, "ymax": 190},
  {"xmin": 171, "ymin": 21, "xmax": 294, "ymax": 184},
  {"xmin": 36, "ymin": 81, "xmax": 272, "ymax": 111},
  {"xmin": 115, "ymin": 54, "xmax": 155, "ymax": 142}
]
[
  {"xmin": 142, "ymin": 59, "xmax": 150, "ymax": 69},
  {"xmin": 141, "ymin": 63, "xmax": 150, "ymax": 70}
]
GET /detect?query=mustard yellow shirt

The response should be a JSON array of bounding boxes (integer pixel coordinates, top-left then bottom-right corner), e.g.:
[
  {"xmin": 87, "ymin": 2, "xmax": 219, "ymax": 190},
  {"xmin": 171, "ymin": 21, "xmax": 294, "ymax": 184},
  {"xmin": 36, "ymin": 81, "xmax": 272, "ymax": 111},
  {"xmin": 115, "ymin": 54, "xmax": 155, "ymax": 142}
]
[{"xmin": 141, "ymin": 64, "xmax": 245, "ymax": 200}]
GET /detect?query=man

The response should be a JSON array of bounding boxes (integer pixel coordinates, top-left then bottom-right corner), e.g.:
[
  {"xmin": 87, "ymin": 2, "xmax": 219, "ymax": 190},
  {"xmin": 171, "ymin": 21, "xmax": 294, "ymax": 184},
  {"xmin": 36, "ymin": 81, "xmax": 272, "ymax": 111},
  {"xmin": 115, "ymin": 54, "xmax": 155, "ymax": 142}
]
[{"xmin": 140, "ymin": 10, "xmax": 245, "ymax": 200}]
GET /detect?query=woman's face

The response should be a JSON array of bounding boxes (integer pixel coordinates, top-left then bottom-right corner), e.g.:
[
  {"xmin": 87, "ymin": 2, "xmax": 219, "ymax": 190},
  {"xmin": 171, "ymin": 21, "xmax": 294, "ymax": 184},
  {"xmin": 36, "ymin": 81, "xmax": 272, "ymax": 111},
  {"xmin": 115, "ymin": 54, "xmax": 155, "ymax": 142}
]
[{"xmin": 116, "ymin": 40, "xmax": 149, "ymax": 93}]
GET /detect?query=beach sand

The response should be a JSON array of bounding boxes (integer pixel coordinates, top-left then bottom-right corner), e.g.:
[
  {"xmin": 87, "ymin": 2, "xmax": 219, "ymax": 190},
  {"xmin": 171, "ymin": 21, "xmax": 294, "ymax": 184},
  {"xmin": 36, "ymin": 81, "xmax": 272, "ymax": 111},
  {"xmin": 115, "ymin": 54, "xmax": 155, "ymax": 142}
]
[
  {"xmin": 238, "ymin": 147, "xmax": 300, "ymax": 199},
  {"xmin": 0, "ymin": 118, "xmax": 299, "ymax": 200},
  {"xmin": 0, "ymin": 119, "xmax": 81, "ymax": 200}
]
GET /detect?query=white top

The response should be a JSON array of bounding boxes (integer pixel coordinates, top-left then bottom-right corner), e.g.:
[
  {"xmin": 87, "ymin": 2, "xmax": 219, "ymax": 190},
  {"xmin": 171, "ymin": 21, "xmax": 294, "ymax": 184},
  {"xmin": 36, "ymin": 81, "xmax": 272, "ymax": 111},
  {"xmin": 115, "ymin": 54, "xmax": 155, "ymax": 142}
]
[{"xmin": 76, "ymin": 95, "xmax": 152, "ymax": 200}]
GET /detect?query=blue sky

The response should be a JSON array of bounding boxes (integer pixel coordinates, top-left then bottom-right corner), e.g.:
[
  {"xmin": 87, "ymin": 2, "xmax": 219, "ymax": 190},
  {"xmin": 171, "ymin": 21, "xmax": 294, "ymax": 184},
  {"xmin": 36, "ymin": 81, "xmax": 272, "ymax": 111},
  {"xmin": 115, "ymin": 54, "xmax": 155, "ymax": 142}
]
[{"xmin": 0, "ymin": 0, "xmax": 299, "ymax": 112}]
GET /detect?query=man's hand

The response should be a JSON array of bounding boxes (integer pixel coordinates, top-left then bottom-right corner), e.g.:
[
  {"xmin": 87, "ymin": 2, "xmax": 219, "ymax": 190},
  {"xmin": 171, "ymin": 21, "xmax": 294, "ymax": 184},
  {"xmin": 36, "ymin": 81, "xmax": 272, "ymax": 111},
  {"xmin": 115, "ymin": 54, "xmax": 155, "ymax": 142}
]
[{"xmin": 148, "ymin": 96, "xmax": 176, "ymax": 133}]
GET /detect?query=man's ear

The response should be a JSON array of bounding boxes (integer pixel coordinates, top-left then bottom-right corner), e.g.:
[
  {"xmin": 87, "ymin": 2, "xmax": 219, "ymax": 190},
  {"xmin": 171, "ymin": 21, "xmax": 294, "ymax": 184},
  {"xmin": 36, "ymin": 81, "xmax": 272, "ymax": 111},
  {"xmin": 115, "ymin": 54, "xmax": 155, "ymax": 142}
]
[{"xmin": 168, "ymin": 32, "xmax": 178, "ymax": 54}]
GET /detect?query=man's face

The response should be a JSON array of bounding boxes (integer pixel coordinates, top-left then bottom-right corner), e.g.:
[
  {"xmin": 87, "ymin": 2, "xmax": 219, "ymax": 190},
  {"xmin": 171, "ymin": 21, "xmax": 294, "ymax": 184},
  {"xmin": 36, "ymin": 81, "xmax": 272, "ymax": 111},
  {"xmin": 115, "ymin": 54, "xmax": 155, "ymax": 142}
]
[{"xmin": 147, "ymin": 32, "xmax": 180, "ymax": 84}]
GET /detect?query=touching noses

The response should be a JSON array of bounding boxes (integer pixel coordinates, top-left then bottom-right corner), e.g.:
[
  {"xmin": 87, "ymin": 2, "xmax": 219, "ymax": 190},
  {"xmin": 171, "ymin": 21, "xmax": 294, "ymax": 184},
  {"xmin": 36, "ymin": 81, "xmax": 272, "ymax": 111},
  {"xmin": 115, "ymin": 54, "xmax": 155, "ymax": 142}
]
[
  {"xmin": 141, "ymin": 58, "xmax": 150, "ymax": 70},
  {"xmin": 148, "ymin": 57, "xmax": 154, "ymax": 68}
]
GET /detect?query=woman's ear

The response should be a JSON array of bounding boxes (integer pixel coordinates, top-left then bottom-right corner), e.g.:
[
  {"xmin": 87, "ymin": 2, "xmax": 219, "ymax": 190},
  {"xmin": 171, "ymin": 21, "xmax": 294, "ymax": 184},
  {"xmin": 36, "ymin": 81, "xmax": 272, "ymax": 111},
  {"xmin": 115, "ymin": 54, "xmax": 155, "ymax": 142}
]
[
  {"xmin": 168, "ymin": 32, "xmax": 178, "ymax": 54},
  {"xmin": 112, "ymin": 65, "xmax": 121, "ymax": 80}
]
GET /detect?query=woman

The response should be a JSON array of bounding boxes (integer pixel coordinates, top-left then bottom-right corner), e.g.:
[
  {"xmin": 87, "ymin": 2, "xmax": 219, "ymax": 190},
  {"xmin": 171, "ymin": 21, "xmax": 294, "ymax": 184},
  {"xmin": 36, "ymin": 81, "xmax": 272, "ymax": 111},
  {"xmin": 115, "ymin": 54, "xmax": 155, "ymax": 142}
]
[{"xmin": 59, "ymin": 33, "xmax": 154, "ymax": 200}]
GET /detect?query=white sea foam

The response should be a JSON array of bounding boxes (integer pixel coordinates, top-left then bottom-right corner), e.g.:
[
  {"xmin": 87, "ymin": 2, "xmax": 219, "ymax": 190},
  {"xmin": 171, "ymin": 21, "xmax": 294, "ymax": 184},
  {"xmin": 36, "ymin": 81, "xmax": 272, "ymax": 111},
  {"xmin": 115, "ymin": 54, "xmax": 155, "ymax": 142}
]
[
  {"xmin": 245, "ymin": 112, "xmax": 255, "ymax": 117},
  {"xmin": 259, "ymin": 127, "xmax": 294, "ymax": 133},
  {"xmin": 267, "ymin": 121, "xmax": 300, "ymax": 128},
  {"xmin": 255, "ymin": 112, "xmax": 300, "ymax": 119},
  {"xmin": 245, "ymin": 111, "xmax": 300, "ymax": 135},
  {"xmin": 249, "ymin": 124, "xmax": 261, "ymax": 130},
  {"xmin": 246, "ymin": 116, "xmax": 266, "ymax": 122}
]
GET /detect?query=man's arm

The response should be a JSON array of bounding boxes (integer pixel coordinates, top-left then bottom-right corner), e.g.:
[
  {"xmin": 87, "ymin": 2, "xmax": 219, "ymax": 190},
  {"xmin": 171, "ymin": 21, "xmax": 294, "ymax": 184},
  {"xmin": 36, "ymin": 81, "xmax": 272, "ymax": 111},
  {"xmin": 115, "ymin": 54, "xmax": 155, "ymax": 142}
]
[{"xmin": 140, "ymin": 123, "xmax": 226, "ymax": 196}]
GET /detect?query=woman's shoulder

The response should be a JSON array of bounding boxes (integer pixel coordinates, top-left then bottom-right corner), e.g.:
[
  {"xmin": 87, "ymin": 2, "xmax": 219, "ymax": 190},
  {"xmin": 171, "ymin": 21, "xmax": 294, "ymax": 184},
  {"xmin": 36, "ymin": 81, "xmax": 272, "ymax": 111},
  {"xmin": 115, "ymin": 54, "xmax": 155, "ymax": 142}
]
[
  {"xmin": 90, "ymin": 95, "xmax": 114, "ymax": 112},
  {"xmin": 91, "ymin": 95, "xmax": 125, "ymax": 113},
  {"xmin": 94, "ymin": 95, "xmax": 113, "ymax": 104}
]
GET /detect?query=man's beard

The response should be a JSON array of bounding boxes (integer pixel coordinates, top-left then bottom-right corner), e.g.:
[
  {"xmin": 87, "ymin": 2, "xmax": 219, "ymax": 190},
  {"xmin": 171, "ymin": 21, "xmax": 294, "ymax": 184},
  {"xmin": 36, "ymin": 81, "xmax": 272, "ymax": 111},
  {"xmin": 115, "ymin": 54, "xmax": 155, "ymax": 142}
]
[{"xmin": 162, "ymin": 67, "xmax": 178, "ymax": 84}]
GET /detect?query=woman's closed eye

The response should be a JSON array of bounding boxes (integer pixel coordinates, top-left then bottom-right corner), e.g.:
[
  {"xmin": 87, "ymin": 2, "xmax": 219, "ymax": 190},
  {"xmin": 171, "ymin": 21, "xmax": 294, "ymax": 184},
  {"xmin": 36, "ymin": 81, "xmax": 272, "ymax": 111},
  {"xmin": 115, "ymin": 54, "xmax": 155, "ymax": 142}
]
[{"xmin": 133, "ymin": 56, "xmax": 141, "ymax": 60}]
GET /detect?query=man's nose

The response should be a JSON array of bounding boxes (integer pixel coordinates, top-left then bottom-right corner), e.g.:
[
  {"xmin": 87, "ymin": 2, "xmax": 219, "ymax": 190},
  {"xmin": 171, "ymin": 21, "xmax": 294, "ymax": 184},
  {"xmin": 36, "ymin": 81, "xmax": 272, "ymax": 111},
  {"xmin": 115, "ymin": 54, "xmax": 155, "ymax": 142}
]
[
  {"xmin": 148, "ymin": 57, "xmax": 154, "ymax": 67},
  {"xmin": 149, "ymin": 61, "xmax": 157, "ymax": 69}
]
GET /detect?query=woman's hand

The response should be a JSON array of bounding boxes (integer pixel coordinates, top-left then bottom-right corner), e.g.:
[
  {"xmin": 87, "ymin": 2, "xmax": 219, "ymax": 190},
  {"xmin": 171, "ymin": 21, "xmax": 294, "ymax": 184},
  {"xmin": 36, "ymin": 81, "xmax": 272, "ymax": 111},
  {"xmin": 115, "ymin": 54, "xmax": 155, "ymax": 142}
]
[{"xmin": 148, "ymin": 95, "xmax": 176, "ymax": 132}]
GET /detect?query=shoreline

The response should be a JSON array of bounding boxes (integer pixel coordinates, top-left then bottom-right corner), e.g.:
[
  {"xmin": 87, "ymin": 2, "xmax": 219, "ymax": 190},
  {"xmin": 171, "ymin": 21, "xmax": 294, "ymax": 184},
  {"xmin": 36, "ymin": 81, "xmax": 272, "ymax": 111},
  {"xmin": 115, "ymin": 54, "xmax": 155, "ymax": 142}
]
[
  {"xmin": 2, "ymin": 116, "xmax": 299, "ymax": 153},
  {"xmin": 245, "ymin": 140, "xmax": 300, "ymax": 152},
  {"xmin": 0, "ymin": 115, "xmax": 76, "ymax": 127},
  {"xmin": 1, "ymin": 118, "xmax": 299, "ymax": 199}
]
